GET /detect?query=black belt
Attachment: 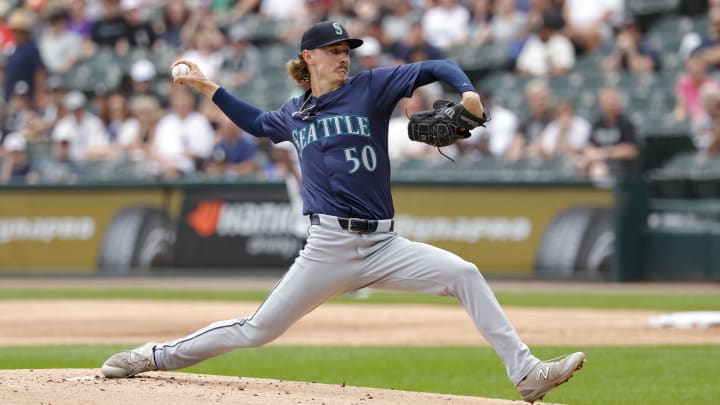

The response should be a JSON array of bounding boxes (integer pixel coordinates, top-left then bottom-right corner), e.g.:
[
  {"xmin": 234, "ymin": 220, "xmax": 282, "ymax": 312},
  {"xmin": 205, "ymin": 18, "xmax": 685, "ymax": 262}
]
[{"xmin": 309, "ymin": 214, "xmax": 394, "ymax": 233}]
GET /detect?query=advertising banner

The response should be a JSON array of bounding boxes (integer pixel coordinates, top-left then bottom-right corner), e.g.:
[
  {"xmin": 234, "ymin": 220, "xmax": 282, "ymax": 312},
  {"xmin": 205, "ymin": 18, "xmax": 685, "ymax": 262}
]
[
  {"xmin": 174, "ymin": 187, "xmax": 303, "ymax": 269},
  {"xmin": 0, "ymin": 189, "xmax": 169, "ymax": 273},
  {"xmin": 0, "ymin": 183, "xmax": 612, "ymax": 276},
  {"xmin": 392, "ymin": 186, "xmax": 613, "ymax": 274}
]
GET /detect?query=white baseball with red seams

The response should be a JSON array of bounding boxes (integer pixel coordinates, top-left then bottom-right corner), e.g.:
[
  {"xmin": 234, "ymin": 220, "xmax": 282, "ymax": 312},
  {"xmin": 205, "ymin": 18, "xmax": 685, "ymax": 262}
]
[{"xmin": 171, "ymin": 63, "xmax": 190, "ymax": 78}]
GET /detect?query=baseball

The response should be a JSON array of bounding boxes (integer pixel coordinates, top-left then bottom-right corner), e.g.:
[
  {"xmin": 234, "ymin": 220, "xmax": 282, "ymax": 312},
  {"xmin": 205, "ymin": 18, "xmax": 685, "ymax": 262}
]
[{"xmin": 172, "ymin": 63, "xmax": 190, "ymax": 78}]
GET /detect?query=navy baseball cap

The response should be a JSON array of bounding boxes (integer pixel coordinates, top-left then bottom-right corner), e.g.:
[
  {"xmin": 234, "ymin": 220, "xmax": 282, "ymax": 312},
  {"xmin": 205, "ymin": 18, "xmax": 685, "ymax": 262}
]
[{"xmin": 300, "ymin": 21, "xmax": 363, "ymax": 51}]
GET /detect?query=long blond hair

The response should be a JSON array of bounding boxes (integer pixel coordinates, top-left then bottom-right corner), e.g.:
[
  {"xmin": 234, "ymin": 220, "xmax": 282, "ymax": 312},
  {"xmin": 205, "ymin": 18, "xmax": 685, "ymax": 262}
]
[{"xmin": 286, "ymin": 52, "xmax": 311, "ymax": 87}]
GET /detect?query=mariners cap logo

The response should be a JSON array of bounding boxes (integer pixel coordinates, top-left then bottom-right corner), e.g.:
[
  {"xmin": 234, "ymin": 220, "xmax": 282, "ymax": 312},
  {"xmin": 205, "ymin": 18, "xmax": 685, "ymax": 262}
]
[
  {"xmin": 300, "ymin": 21, "xmax": 363, "ymax": 51},
  {"xmin": 333, "ymin": 22, "xmax": 343, "ymax": 35}
]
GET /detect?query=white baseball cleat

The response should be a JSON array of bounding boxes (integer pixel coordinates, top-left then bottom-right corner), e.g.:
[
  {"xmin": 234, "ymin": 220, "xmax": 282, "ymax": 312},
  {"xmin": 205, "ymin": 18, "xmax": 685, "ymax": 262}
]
[
  {"xmin": 101, "ymin": 342, "xmax": 159, "ymax": 378},
  {"xmin": 515, "ymin": 351, "xmax": 586, "ymax": 403}
]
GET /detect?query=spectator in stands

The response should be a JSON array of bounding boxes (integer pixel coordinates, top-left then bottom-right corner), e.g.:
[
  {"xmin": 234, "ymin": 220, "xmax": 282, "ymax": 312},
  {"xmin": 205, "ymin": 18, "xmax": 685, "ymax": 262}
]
[
  {"xmin": 694, "ymin": 84, "xmax": 720, "ymax": 157},
  {"xmin": 461, "ymin": 91, "xmax": 519, "ymax": 160},
  {"xmin": 601, "ymin": 15, "xmax": 661, "ymax": 74},
  {"xmin": 106, "ymin": 91, "xmax": 141, "ymax": 155},
  {"xmin": 3, "ymin": 8, "xmax": 46, "ymax": 105},
  {"xmin": 157, "ymin": 0, "xmax": 190, "ymax": 50},
  {"xmin": 67, "ymin": 0, "xmax": 94, "ymax": 40},
  {"xmin": 150, "ymin": 86, "xmax": 214, "ymax": 179},
  {"xmin": 392, "ymin": 20, "xmax": 444, "ymax": 63},
  {"xmin": 674, "ymin": 56, "xmax": 720, "ymax": 124},
  {"xmin": 509, "ymin": 0, "xmax": 563, "ymax": 68},
  {"xmin": 339, "ymin": 0, "xmax": 382, "ymax": 27},
  {"xmin": 204, "ymin": 114, "xmax": 261, "ymax": 178},
  {"xmin": 90, "ymin": 85, "xmax": 112, "ymax": 133},
  {"xmin": 354, "ymin": 36, "xmax": 389, "ymax": 70},
  {"xmin": 0, "ymin": 98, "xmax": 6, "ymax": 142},
  {"xmin": 507, "ymin": 78, "xmax": 554, "ymax": 161},
  {"xmin": 123, "ymin": 0, "xmax": 157, "ymax": 50},
  {"xmin": 561, "ymin": 0, "xmax": 624, "ymax": 53},
  {"xmin": 382, "ymin": 0, "xmax": 423, "ymax": 46},
  {"xmin": 524, "ymin": 0, "xmax": 563, "ymax": 31},
  {"xmin": 1, "ymin": 132, "xmax": 34, "ymax": 184},
  {"xmin": 364, "ymin": 14, "xmax": 393, "ymax": 49},
  {"xmin": 491, "ymin": 0, "xmax": 528, "ymax": 45},
  {"xmin": 219, "ymin": 24, "xmax": 260, "ymax": 88},
  {"xmin": 32, "ymin": 127, "xmax": 81, "ymax": 184},
  {"xmin": 532, "ymin": 98, "xmax": 590, "ymax": 160},
  {"xmin": 515, "ymin": 12, "xmax": 575, "ymax": 77},
  {"xmin": 0, "ymin": 3, "xmax": 14, "ymax": 53},
  {"xmin": 578, "ymin": 87, "xmax": 639, "ymax": 181},
  {"xmin": 124, "ymin": 95, "xmax": 162, "ymax": 167},
  {"xmin": 467, "ymin": 0, "xmax": 492, "ymax": 46},
  {"xmin": 91, "ymin": 0, "xmax": 131, "ymax": 54},
  {"xmin": 180, "ymin": 23, "xmax": 225, "ymax": 82},
  {"xmin": 688, "ymin": 6, "xmax": 720, "ymax": 70},
  {"xmin": 22, "ymin": 109, "xmax": 50, "ymax": 143},
  {"xmin": 421, "ymin": 0, "xmax": 471, "ymax": 50},
  {"xmin": 4, "ymin": 81, "xmax": 48, "ymax": 143},
  {"xmin": 51, "ymin": 91, "xmax": 110, "ymax": 162},
  {"xmin": 37, "ymin": 75, "xmax": 65, "ymax": 130},
  {"xmin": 232, "ymin": 0, "xmax": 308, "ymax": 21},
  {"xmin": 4, "ymin": 81, "xmax": 37, "ymax": 135},
  {"xmin": 39, "ymin": 9, "xmax": 83, "ymax": 76},
  {"xmin": 127, "ymin": 58, "xmax": 167, "ymax": 107},
  {"xmin": 328, "ymin": 0, "xmax": 357, "ymax": 19}
]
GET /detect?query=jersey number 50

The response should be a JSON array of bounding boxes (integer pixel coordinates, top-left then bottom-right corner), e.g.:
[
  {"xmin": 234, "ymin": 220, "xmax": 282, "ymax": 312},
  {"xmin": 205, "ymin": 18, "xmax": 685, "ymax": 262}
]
[{"xmin": 344, "ymin": 145, "xmax": 377, "ymax": 173}]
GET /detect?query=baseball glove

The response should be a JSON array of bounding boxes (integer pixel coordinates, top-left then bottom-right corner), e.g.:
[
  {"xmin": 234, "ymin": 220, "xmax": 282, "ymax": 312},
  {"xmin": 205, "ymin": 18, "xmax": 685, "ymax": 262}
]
[{"xmin": 407, "ymin": 100, "xmax": 487, "ymax": 148}]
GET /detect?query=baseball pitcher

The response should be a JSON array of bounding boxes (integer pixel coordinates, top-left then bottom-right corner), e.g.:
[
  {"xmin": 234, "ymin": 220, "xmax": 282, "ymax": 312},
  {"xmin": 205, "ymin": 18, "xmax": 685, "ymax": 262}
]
[{"xmin": 101, "ymin": 21, "xmax": 585, "ymax": 403}]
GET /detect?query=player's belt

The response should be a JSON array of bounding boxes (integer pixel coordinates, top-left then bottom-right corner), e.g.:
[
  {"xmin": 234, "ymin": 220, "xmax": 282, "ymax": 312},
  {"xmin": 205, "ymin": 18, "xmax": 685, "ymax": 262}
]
[{"xmin": 309, "ymin": 214, "xmax": 394, "ymax": 233}]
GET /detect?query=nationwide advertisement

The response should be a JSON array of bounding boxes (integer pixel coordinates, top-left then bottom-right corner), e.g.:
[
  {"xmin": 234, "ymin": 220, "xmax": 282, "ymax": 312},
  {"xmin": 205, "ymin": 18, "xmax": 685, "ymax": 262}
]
[{"xmin": 174, "ymin": 187, "xmax": 302, "ymax": 269}]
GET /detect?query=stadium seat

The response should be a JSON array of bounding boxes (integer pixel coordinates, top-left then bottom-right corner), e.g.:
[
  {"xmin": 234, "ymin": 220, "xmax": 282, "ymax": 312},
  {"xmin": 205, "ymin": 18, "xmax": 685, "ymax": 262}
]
[
  {"xmin": 239, "ymin": 16, "xmax": 286, "ymax": 43},
  {"xmin": 651, "ymin": 176, "xmax": 691, "ymax": 198},
  {"xmin": 63, "ymin": 63, "xmax": 94, "ymax": 92},
  {"xmin": 78, "ymin": 159, "xmax": 142, "ymax": 183},
  {"xmin": 25, "ymin": 140, "xmax": 53, "ymax": 162},
  {"xmin": 627, "ymin": 0, "xmax": 680, "ymax": 15},
  {"xmin": 456, "ymin": 43, "xmax": 509, "ymax": 72},
  {"xmin": 647, "ymin": 14, "xmax": 694, "ymax": 53},
  {"xmin": 262, "ymin": 44, "xmax": 296, "ymax": 66},
  {"xmin": 649, "ymin": 151, "xmax": 702, "ymax": 198},
  {"xmin": 479, "ymin": 73, "xmax": 528, "ymax": 114},
  {"xmin": 690, "ymin": 176, "xmax": 720, "ymax": 198},
  {"xmin": 576, "ymin": 89, "xmax": 598, "ymax": 119},
  {"xmin": 689, "ymin": 157, "xmax": 720, "ymax": 198},
  {"xmin": 149, "ymin": 46, "xmax": 180, "ymax": 74}
]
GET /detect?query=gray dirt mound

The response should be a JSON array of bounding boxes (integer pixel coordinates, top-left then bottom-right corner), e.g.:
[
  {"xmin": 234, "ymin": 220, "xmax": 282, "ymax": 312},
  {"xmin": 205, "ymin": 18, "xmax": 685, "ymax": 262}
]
[{"xmin": 0, "ymin": 369, "xmax": 535, "ymax": 405}]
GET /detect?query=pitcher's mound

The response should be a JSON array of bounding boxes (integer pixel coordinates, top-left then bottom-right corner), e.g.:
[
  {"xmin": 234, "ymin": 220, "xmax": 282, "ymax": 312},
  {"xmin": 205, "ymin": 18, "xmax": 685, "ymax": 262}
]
[{"xmin": 0, "ymin": 369, "xmax": 534, "ymax": 404}]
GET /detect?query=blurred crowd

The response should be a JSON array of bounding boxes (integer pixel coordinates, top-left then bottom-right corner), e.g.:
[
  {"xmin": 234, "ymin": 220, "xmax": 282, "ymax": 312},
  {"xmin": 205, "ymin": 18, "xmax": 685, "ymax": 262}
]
[{"xmin": 0, "ymin": 0, "xmax": 718, "ymax": 186}]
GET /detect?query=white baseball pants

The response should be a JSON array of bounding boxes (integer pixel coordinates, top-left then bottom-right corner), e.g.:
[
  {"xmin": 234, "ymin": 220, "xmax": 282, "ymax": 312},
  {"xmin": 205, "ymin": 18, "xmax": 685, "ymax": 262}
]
[{"xmin": 153, "ymin": 214, "xmax": 540, "ymax": 384}]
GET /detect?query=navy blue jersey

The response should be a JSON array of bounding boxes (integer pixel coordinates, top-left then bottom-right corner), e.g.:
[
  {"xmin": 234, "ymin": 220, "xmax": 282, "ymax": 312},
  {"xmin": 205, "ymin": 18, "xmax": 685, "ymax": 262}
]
[{"xmin": 260, "ymin": 64, "xmax": 421, "ymax": 219}]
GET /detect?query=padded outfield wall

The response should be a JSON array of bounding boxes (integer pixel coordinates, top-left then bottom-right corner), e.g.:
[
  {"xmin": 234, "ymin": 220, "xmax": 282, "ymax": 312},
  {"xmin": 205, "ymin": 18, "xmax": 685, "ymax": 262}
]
[{"xmin": 0, "ymin": 179, "xmax": 614, "ymax": 278}]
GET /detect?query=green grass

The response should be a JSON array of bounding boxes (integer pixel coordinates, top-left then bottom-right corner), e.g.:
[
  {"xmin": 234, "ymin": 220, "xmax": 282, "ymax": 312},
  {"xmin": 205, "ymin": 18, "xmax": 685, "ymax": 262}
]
[
  {"xmin": 1, "ymin": 345, "xmax": 717, "ymax": 405},
  {"xmin": 1, "ymin": 286, "xmax": 717, "ymax": 403},
  {"xmin": 0, "ymin": 288, "xmax": 719, "ymax": 311}
]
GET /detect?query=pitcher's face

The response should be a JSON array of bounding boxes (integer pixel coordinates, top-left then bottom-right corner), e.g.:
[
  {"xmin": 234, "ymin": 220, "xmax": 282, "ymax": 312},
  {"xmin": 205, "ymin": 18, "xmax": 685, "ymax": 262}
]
[{"xmin": 310, "ymin": 42, "xmax": 351, "ymax": 85}]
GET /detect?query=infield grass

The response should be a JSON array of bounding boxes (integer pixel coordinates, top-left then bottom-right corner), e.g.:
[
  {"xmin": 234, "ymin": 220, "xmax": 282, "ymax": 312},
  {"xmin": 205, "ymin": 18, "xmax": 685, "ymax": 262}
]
[
  {"xmin": 0, "ymin": 345, "xmax": 717, "ymax": 405},
  {"xmin": 1, "ymin": 288, "xmax": 719, "ymax": 311}
]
